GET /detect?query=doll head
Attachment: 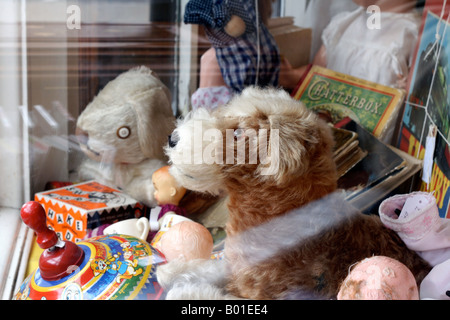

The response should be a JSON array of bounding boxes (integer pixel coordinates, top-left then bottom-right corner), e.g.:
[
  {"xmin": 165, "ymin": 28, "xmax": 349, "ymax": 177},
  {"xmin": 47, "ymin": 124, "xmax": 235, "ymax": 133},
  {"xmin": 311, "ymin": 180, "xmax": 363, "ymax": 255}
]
[
  {"xmin": 159, "ymin": 220, "xmax": 214, "ymax": 262},
  {"xmin": 152, "ymin": 166, "xmax": 187, "ymax": 206},
  {"xmin": 338, "ymin": 256, "xmax": 419, "ymax": 300}
]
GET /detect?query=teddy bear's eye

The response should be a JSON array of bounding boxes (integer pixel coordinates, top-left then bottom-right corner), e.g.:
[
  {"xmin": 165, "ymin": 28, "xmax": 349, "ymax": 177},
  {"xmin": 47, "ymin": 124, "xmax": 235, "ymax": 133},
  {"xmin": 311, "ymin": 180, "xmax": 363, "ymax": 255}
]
[
  {"xmin": 234, "ymin": 128, "xmax": 245, "ymax": 140},
  {"xmin": 117, "ymin": 126, "xmax": 131, "ymax": 139}
]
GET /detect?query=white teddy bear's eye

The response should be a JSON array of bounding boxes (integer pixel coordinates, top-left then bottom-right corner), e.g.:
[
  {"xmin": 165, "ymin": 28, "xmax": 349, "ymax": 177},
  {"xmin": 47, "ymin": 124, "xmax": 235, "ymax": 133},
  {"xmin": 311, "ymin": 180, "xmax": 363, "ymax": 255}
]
[
  {"xmin": 234, "ymin": 128, "xmax": 245, "ymax": 140},
  {"xmin": 117, "ymin": 126, "xmax": 131, "ymax": 139}
]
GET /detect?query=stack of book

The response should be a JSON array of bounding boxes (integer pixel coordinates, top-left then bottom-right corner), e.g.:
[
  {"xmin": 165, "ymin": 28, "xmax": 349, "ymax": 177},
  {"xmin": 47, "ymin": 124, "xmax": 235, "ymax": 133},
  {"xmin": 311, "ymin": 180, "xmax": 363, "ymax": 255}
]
[
  {"xmin": 336, "ymin": 119, "xmax": 421, "ymax": 213},
  {"xmin": 292, "ymin": 66, "xmax": 422, "ymax": 213},
  {"xmin": 332, "ymin": 127, "xmax": 368, "ymax": 178}
]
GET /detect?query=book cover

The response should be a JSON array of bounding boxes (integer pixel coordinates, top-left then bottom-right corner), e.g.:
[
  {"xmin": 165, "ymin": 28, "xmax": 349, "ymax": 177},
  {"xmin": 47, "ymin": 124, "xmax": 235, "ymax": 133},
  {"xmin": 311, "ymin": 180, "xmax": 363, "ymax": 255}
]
[
  {"xmin": 348, "ymin": 146, "xmax": 422, "ymax": 213},
  {"xmin": 292, "ymin": 65, "xmax": 405, "ymax": 141},
  {"xmin": 332, "ymin": 127, "xmax": 368, "ymax": 178},
  {"xmin": 336, "ymin": 119, "xmax": 407, "ymax": 203},
  {"xmin": 398, "ymin": 0, "xmax": 450, "ymax": 218}
]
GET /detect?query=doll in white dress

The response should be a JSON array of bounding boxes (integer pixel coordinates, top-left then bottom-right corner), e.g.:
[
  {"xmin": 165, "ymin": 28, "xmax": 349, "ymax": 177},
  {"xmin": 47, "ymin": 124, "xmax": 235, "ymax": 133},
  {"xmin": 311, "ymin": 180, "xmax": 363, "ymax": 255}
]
[
  {"xmin": 282, "ymin": 0, "xmax": 422, "ymax": 90},
  {"xmin": 317, "ymin": 0, "xmax": 421, "ymax": 89},
  {"xmin": 280, "ymin": 0, "xmax": 422, "ymax": 144}
]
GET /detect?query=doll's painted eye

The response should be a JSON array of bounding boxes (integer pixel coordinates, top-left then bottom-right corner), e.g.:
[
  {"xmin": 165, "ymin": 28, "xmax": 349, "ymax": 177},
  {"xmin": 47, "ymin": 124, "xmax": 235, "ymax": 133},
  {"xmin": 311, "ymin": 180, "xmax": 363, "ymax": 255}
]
[{"xmin": 117, "ymin": 126, "xmax": 131, "ymax": 139}]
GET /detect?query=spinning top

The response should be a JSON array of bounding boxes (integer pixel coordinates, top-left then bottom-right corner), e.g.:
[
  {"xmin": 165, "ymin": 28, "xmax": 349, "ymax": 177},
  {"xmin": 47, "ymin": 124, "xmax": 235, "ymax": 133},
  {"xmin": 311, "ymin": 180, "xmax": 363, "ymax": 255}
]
[
  {"xmin": 20, "ymin": 201, "xmax": 85, "ymax": 281},
  {"xmin": 15, "ymin": 201, "xmax": 166, "ymax": 300}
]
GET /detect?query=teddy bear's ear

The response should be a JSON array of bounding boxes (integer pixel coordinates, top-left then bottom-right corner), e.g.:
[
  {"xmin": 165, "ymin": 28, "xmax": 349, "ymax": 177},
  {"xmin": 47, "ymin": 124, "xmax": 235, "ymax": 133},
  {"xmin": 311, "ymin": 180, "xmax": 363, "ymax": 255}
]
[
  {"xmin": 131, "ymin": 87, "xmax": 175, "ymax": 159},
  {"xmin": 255, "ymin": 114, "xmax": 307, "ymax": 184},
  {"xmin": 260, "ymin": 111, "xmax": 333, "ymax": 185}
]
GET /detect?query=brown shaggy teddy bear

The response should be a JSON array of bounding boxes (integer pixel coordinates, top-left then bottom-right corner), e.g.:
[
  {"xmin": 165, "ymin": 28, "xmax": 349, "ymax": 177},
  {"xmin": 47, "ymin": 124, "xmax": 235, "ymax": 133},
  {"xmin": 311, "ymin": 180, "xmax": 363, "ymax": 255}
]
[{"xmin": 158, "ymin": 87, "xmax": 431, "ymax": 300}]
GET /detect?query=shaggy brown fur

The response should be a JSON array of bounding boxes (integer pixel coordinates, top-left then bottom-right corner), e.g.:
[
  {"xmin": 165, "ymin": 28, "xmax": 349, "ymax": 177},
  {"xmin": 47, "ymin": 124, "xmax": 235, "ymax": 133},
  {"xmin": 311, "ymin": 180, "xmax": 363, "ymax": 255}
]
[
  {"xmin": 213, "ymin": 89, "xmax": 430, "ymax": 300},
  {"xmin": 166, "ymin": 87, "xmax": 431, "ymax": 300},
  {"xmin": 225, "ymin": 210, "xmax": 431, "ymax": 299}
]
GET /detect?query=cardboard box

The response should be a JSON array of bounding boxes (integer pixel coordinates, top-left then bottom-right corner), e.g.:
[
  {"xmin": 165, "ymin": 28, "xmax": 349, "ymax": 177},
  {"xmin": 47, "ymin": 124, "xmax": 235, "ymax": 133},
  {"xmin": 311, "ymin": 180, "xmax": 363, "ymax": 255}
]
[
  {"xmin": 268, "ymin": 17, "xmax": 312, "ymax": 68},
  {"xmin": 35, "ymin": 180, "xmax": 149, "ymax": 242}
]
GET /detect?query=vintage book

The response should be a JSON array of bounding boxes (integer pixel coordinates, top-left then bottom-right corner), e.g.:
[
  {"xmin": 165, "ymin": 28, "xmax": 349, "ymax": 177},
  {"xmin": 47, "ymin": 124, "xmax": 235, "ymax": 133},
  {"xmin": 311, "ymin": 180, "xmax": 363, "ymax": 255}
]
[
  {"xmin": 348, "ymin": 145, "xmax": 423, "ymax": 213},
  {"xmin": 292, "ymin": 65, "xmax": 406, "ymax": 142},
  {"xmin": 397, "ymin": 0, "xmax": 450, "ymax": 218},
  {"xmin": 332, "ymin": 127, "xmax": 368, "ymax": 178},
  {"xmin": 336, "ymin": 119, "xmax": 407, "ymax": 205}
]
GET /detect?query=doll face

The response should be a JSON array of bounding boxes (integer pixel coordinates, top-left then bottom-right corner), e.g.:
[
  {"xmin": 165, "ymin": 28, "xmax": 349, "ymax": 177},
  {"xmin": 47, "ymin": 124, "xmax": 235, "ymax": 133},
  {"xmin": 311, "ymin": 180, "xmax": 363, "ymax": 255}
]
[
  {"xmin": 152, "ymin": 166, "xmax": 186, "ymax": 206},
  {"xmin": 153, "ymin": 176, "xmax": 175, "ymax": 206}
]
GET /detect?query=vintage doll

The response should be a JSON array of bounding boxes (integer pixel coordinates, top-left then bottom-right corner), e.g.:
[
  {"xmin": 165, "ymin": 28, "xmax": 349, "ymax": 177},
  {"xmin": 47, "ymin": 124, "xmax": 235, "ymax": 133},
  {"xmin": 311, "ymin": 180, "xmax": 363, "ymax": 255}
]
[
  {"xmin": 158, "ymin": 220, "xmax": 214, "ymax": 262},
  {"xmin": 185, "ymin": 0, "xmax": 280, "ymax": 110},
  {"xmin": 379, "ymin": 192, "xmax": 450, "ymax": 299},
  {"xmin": 148, "ymin": 165, "xmax": 188, "ymax": 239},
  {"xmin": 337, "ymin": 256, "xmax": 419, "ymax": 300},
  {"xmin": 152, "ymin": 165, "xmax": 187, "ymax": 217},
  {"xmin": 151, "ymin": 166, "xmax": 214, "ymax": 261},
  {"xmin": 283, "ymin": 0, "xmax": 422, "ymax": 89},
  {"xmin": 317, "ymin": 0, "xmax": 421, "ymax": 89}
]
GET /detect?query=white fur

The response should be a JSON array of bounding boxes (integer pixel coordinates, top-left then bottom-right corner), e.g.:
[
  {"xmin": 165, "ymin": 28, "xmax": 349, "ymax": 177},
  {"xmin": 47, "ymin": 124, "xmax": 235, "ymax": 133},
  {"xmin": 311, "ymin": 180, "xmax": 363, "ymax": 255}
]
[
  {"xmin": 165, "ymin": 86, "xmax": 316, "ymax": 193},
  {"xmin": 165, "ymin": 108, "xmax": 226, "ymax": 195},
  {"xmin": 156, "ymin": 258, "xmax": 240, "ymax": 300},
  {"xmin": 160, "ymin": 87, "xmax": 337, "ymax": 300},
  {"xmin": 76, "ymin": 66, "xmax": 175, "ymax": 206},
  {"xmin": 156, "ymin": 192, "xmax": 358, "ymax": 300}
]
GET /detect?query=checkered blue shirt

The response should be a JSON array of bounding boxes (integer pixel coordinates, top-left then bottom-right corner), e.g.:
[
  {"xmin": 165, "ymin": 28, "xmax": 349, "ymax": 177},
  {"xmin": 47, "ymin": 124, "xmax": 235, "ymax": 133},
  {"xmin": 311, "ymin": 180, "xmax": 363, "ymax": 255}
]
[{"xmin": 184, "ymin": 0, "xmax": 280, "ymax": 92}]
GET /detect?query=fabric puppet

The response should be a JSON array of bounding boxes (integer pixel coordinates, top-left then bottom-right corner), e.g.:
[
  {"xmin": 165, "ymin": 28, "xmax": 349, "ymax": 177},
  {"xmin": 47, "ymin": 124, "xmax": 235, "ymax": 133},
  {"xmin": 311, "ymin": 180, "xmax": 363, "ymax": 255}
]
[{"xmin": 184, "ymin": 0, "xmax": 280, "ymax": 93}]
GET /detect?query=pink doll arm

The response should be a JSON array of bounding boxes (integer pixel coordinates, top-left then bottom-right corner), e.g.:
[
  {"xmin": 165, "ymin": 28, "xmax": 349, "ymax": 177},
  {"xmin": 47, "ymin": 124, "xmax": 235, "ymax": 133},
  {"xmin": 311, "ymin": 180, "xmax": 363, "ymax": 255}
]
[
  {"xmin": 199, "ymin": 48, "xmax": 227, "ymax": 88},
  {"xmin": 312, "ymin": 45, "xmax": 327, "ymax": 67},
  {"xmin": 279, "ymin": 44, "xmax": 327, "ymax": 91}
]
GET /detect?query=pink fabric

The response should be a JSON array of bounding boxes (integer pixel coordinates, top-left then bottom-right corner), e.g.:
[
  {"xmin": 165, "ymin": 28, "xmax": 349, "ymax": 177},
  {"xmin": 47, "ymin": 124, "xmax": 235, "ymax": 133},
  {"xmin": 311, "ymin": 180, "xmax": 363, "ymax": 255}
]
[
  {"xmin": 191, "ymin": 86, "xmax": 232, "ymax": 111},
  {"xmin": 420, "ymin": 259, "xmax": 450, "ymax": 300},
  {"xmin": 379, "ymin": 192, "xmax": 450, "ymax": 300}
]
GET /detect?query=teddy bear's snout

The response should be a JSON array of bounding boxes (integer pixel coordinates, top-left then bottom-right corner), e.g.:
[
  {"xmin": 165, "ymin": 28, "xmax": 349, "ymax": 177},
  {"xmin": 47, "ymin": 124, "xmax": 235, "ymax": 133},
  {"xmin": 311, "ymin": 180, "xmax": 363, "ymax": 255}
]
[{"xmin": 168, "ymin": 133, "xmax": 179, "ymax": 148}]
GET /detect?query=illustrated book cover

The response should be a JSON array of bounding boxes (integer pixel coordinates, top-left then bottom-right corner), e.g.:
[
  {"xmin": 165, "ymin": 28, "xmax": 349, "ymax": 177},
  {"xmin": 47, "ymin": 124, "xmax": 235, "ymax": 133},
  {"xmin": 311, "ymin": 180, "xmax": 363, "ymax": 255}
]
[
  {"xmin": 397, "ymin": 0, "xmax": 450, "ymax": 218},
  {"xmin": 292, "ymin": 65, "xmax": 406, "ymax": 142}
]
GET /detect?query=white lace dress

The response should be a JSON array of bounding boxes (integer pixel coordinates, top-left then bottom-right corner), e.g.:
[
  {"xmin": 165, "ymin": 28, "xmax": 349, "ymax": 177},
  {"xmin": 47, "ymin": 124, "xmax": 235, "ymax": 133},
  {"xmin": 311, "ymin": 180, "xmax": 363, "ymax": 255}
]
[{"xmin": 322, "ymin": 7, "xmax": 421, "ymax": 88}]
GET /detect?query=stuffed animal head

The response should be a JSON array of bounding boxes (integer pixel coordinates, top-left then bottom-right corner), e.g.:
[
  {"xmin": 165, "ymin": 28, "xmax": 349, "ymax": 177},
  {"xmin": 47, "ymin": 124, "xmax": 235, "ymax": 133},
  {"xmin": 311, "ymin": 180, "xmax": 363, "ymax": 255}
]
[
  {"xmin": 165, "ymin": 87, "xmax": 336, "ymax": 195},
  {"xmin": 76, "ymin": 66, "xmax": 175, "ymax": 164}
]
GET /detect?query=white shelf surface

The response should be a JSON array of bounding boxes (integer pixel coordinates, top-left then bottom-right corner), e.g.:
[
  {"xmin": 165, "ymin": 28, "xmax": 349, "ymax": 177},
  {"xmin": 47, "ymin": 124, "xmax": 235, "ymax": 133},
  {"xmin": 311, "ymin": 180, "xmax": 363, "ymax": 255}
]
[{"xmin": 0, "ymin": 207, "xmax": 33, "ymax": 300}]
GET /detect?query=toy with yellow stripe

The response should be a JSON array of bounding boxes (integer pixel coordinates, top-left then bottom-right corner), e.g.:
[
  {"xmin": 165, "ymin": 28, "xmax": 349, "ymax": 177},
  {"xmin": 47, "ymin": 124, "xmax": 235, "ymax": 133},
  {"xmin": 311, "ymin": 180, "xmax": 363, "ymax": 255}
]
[{"xmin": 14, "ymin": 201, "xmax": 166, "ymax": 300}]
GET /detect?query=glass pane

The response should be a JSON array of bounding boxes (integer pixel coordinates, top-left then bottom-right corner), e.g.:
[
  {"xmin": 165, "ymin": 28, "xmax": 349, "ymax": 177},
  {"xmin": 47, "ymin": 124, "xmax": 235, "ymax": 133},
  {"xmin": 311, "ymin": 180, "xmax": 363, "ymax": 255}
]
[
  {"xmin": 24, "ymin": 0, "xmax": 183, "ymax": 195},
  {"xmin": 4, "ymin": 0, "xmax": 447, "ymax": 303}
]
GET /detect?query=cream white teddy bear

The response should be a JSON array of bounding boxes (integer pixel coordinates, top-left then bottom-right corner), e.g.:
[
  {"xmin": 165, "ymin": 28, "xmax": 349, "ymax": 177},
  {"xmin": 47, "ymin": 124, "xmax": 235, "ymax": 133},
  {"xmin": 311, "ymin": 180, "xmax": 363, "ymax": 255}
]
[{"xmin": 76, "ymin": 66, "xmax": 175, "ymax": 207}]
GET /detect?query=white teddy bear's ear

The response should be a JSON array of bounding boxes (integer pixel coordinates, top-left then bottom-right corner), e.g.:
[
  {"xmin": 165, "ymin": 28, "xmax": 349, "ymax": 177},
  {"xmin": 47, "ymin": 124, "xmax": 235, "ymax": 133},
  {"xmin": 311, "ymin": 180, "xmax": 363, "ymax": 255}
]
[{"xmin": 131, "ymin": 87, "xmax": 175, "ymax": 159}]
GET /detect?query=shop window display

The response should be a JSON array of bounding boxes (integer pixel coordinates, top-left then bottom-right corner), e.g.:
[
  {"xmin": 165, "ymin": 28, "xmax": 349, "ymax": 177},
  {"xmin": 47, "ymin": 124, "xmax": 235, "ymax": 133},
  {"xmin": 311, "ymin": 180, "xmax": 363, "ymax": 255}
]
[{"xmin": 1, "ymin": 0, "xmax": 449, "ymax": 302}]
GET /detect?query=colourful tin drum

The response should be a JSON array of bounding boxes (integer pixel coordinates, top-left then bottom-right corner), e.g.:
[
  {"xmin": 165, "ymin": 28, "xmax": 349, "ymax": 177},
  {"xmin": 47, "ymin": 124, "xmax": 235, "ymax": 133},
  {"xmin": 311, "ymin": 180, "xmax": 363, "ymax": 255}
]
[{"xmin": 14, "ymin": 201, "xmax": 166, "ymax": 300}]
